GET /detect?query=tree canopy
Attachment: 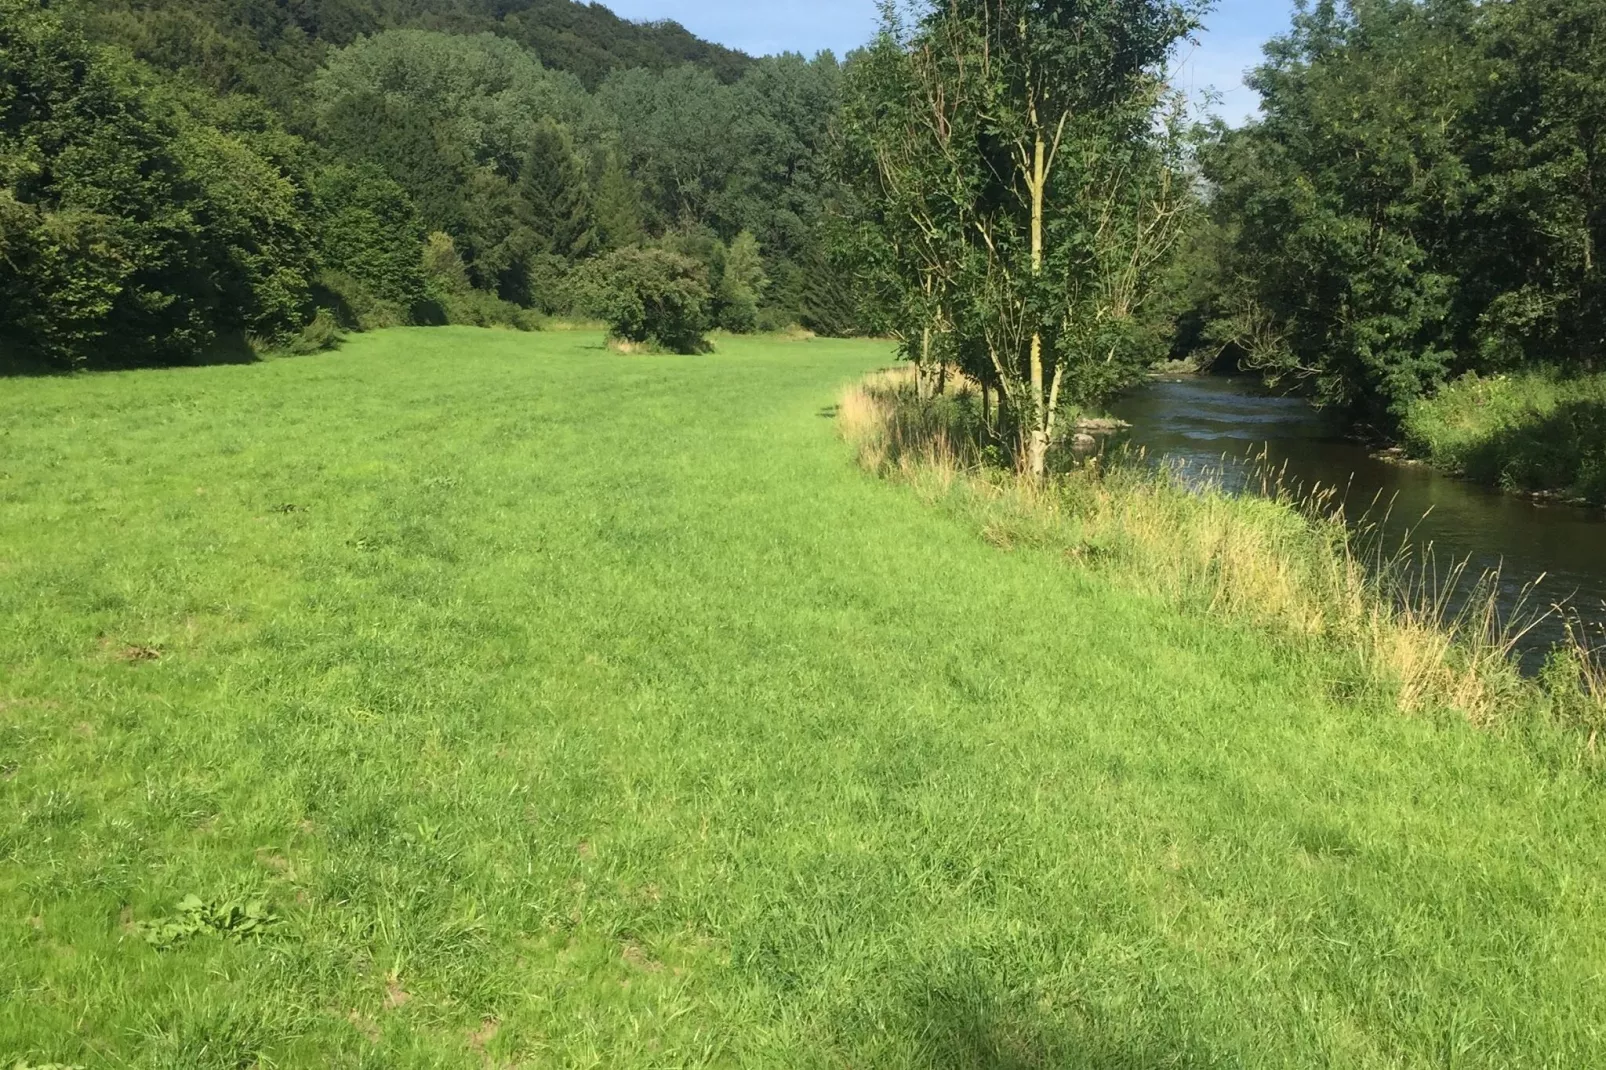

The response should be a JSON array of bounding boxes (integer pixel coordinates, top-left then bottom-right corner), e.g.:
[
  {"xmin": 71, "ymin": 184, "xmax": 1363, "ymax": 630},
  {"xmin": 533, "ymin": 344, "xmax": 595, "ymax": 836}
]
[{"xmin": 1189, "ymin": 0, "xmax": 1606, "ymax": 427}]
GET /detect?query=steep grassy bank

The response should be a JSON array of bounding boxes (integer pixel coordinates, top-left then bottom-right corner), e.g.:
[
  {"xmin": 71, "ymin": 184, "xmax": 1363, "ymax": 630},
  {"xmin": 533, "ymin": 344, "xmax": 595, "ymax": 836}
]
[
  {"xmin": 3, "ymin": 330, "xmax": 1606, "ymax": 1067},
  {"xmin": 1402, "ymin": 369, "xmax": 1606, "ymax": 505}
]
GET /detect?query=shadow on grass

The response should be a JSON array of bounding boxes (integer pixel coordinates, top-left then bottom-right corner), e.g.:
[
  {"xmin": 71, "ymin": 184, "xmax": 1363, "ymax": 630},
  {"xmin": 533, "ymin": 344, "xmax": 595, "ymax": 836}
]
[
  {"xmin": 1, "ymin": 331, "xmax": 261, "ymax": 376},
  {"xmin": 904, "ymin": 984, "xmax": 1221, "ymax": 1070},
  {"xmin": 1456, "ymin": 397, "xmax": 1606, "ymax": 503}
]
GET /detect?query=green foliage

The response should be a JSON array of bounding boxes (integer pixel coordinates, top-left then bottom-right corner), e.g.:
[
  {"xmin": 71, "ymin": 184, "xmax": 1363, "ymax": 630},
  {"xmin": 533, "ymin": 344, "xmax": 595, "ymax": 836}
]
[
  {"xmin": 1198, "ymin": 0, "xmax": 1606, "ymax": 427},
  {"xmin": 585, "ymin": 247, "xmax": 710, "ymax": 352},
  {"xmin": 598, "ymin": 65, "xmax": 741, "ymax": 233},
  {"xmin": 434, "ymin": 287, "xmax": 543, "ymax": 331},
  {"xmin": 421, "ymin": 231, "xmax": 471, "ymax": 296},
  {"xmin": 0, "ymin": 0, "xmax": 315, "ymax": 369},
  {"xmin": 83, "ymin": 0, "xmax": 751, "ymax": 114},
  {"xmin": 313, "ymin": 270, "xmax": 409, "ymax": 332},
  {"xmin": 521, "ymin": 120, "xmax": 595, "ymax": 260},
  {"xmin": 1402, "ymin": 369, "xmax": 1606, "ymax": 503},
  {"xmin": 313, "ymin": 30, "xmax": 600, "ymax": 178},
  {"xmin": 276, "ymin": 309, "xmax": 346, "ymax": 356},
  {"xmin": 313, "ymin": 164, "xmax": 429, "ymax": 316},
  {"xmin": 135, "ymin": 895, "xmax": 281, "ymax": 950},
  {"xmin": 318, "ymin": 90, "xmax": 470, "ymax": 234},
  {"xmin": 717, "ymin": 230, "xmax": 767, "ymax": 333},
  {"xmin": 592, "ymin": 148, "xmax": 645, "ymax": 251}
]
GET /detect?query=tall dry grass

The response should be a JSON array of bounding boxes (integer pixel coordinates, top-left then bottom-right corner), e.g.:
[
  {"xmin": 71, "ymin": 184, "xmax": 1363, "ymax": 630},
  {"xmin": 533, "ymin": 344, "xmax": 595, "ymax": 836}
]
[{"xmin": 837, "ymin": 368, "xmax": 1604, "ymax": 736}]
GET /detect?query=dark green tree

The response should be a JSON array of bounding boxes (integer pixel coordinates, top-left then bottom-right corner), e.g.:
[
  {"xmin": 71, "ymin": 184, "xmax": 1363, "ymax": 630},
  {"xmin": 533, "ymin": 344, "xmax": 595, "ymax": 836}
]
[
  {"xmin": 313, "ymin": 163, "xmax": 429, "ymax": 323},
  {"xmin": 522, "ymin": 120, "xmax": 596, "ymax": 260},
  {"xmin": 592, "ymin": 148, "xmax": 645, "ymax": 250}
]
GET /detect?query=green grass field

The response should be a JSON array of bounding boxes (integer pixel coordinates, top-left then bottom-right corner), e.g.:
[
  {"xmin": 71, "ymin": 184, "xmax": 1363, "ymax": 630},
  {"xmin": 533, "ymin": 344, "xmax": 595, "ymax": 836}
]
[{"xmin": 3, "ymin": 328, "xmax": 1605, "ymax": 1067}]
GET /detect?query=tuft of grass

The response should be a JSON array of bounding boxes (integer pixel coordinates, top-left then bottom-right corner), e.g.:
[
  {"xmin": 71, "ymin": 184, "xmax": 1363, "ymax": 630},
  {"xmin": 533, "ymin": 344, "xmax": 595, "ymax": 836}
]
[
  {"xmin": 3, "ymin": 329, "xmax": 1606, "ymax": 1066},
  {"xmin": 1402, "ymin": 368, "xmax": 1606, "ymax": 504}
]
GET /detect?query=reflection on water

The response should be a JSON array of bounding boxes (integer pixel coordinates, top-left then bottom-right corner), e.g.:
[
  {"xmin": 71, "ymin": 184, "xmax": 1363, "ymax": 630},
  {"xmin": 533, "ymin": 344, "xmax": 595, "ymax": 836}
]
[{"xmin": 1109, "ymin": 376, "xmax": 1606, "ymax": 666}]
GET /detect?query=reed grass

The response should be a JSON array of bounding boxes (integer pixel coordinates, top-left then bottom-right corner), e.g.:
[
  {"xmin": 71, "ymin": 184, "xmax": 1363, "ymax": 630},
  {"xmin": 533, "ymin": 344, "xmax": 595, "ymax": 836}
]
[{"xmin": 838, "ymin": 366, "xmax": 1602, "ymax": 739}]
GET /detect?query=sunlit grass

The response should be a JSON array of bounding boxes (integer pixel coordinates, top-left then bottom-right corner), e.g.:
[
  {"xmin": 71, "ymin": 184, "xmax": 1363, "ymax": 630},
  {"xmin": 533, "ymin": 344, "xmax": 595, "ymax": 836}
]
[
  {"xmin": 3, "ymin": 329, "xmax": 1606, "ymax": 1067},
  {"xmin": 1403, "ymin": 368, "xmax": 1606, "ymax": 504}
]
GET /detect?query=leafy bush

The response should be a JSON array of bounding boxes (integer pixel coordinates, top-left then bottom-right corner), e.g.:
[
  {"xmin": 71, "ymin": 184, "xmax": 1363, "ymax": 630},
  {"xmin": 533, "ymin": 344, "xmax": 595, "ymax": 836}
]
[
  {"xmin": 313, "ymin": 270, "xmax": 409, "ymax": 332},
  {"xmin": 584, "ymin": 247, "xmax": 710, "ymax": 353}
]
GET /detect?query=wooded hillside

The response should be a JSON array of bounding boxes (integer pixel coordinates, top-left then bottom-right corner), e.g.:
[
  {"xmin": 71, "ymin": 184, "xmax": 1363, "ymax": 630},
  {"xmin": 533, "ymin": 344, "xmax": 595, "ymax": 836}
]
[{"xmin": 2, "ymin": 0, "xmax": 847, "ymax": 371}]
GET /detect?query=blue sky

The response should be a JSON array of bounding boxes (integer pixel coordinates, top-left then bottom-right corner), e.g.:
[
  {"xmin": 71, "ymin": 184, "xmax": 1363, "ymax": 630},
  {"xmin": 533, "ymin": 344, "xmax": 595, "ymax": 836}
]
[{"xmin": 603, "ymin": 0, "xmax": 1293, "ymax": 124}]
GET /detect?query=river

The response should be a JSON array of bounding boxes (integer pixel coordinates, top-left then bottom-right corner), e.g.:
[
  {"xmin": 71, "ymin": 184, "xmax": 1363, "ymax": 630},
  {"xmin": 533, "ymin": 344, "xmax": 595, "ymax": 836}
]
[{"xmin": 1109, "ymin": 375, "xmax": 1606, "ymax": 667}]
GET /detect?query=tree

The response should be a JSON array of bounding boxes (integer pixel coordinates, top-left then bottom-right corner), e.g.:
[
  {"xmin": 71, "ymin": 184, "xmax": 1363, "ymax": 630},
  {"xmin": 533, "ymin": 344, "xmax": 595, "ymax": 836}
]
[
  {"xmin": 592, "ymin": 148, "xmax": 645, "ymax": 250},
  {"xmin": 1198, "ymin": 0, "xmax": 1474, "ymax": 425},
  {"xmin": 841, "ymin": 0, "xmax": 1199, "ymax": 473},
  {"xmin": 718, "ymin": 230, "xmax": 768, "ymax": 332},
  {"xmin": 521, "ymin": 119, "xmax": 595, "ymax": 260},
  {"xmin": 584, "ymin": 247, "xmax": 711, "ymax": 353},
  {"xmin": 319, "ymin": 90, "xmax": 469, "ymax": 235},
  {"xmin": 597, "ymin": 65, "xmax": 740, "ymax": 231},
  {"xmin": 313, "ymin": 163, "xmax": 429, "ymax": 321},
  {"xmin": 1193, "ymin": 0, "xmax": 1605, "ymax": 427},
  {"xmin": 313, "ymin": 30, "xmax": 602, "ymax": 177},
  {"xmin": 837, "ymin": 22, "xmax": 974, "ymax": 392}
]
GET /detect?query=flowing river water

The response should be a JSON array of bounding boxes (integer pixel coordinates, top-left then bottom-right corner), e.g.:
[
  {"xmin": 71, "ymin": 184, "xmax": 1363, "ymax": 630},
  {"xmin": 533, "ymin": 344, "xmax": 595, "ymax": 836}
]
[{"xmin": 1109, "ymin": 375, "xmax": 1606, "ymax": 668}]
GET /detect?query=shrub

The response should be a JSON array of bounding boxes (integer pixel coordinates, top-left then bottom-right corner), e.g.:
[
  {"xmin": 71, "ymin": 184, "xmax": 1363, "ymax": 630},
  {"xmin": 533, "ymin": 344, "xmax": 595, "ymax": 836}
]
[
  {"xmin": 437, "ymin": 288, "xmax": 542, "ymax": 331},
  {"xmin": 1402, "ymin": 370, "xmax": 1606, "ymax": 504},
  {"xmin": 313, "ymin": 270, "xmax": 408, "ymax": 332},
  {"xmin": 585, "ymin": 247, "xmax": 710, "ymax": 353},
  {"xmin": 277, "ymin": 309, "xmax": 346, "ymax": 355}
]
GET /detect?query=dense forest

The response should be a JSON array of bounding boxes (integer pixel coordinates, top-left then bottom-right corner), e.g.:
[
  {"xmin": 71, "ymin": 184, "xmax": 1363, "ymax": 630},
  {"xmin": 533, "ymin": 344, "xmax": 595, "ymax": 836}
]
[{"xmin": 0, "ymin": 0, "xmax": 846, "ymax": 370}]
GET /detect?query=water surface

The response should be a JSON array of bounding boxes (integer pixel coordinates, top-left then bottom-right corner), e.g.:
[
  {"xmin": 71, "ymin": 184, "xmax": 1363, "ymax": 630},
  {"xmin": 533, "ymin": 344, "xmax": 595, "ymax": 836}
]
[{"xmin": 1110, "ymin": 376, "xmax": 1606, "ymax": 664}]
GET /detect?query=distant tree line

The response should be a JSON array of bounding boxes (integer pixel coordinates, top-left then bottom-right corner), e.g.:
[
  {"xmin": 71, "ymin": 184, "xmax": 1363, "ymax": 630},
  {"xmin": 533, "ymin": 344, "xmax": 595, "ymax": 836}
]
[
  {"xmin": 1181, "ymin": 0, "xmax": 1606, "ymax": 431},
  {"xmin": 1, "ymin": 0, "xmax": 851, "ymax": 369}
]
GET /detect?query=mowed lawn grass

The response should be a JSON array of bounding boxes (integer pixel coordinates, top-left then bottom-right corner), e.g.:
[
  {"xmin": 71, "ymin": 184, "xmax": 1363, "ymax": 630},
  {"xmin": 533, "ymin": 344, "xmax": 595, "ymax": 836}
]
[{"xmin": 2, "ymin": 327, "xmax": 1604, "ymax": 1068}]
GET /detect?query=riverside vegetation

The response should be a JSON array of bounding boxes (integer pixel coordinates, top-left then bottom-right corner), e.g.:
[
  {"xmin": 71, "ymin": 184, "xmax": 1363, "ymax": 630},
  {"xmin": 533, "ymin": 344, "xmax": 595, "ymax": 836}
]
[
  {"xmin": 1402, "ymin": 370, "xmax": 1606, "ymax": 505},
  {"xmin": 3, "ymin": 329, "xmax": 1606, "ymax": 1067}
]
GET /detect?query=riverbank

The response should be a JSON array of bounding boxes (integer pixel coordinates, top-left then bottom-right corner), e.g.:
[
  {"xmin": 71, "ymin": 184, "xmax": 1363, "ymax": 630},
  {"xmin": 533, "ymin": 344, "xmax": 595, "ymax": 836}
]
[
  {"xmin": 843, "ymin": 368, "xmax": 1603, "ymax": 741},
  {"xmin": 3, "ymin": 330, "xmax": 1606, "ymax": 1064},
  {"xmin": 1402, "ymin": 369, "xmax": 1606, "ymax": 506}
]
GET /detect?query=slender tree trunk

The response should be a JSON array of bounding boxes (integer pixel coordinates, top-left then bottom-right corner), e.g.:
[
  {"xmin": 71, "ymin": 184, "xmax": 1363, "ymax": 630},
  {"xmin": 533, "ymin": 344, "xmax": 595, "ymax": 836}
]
[
  {"xmin": 1026, "ymin": 127, "xmax": 1050, "ymax": 478},
  {"xmin": 919, "ymin": 326, "xmax": 933, "ymax": 400}
]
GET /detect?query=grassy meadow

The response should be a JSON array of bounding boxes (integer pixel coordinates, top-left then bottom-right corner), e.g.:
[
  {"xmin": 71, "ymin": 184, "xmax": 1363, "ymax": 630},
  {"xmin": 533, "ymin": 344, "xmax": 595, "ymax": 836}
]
[
  {"xmin": 3, "ymin": 328, "xmax": 1606, "ymax": 1067},
  {"xmin": 1403, "ymin": 369, "xmax": 1606, "ymax": 505}
]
